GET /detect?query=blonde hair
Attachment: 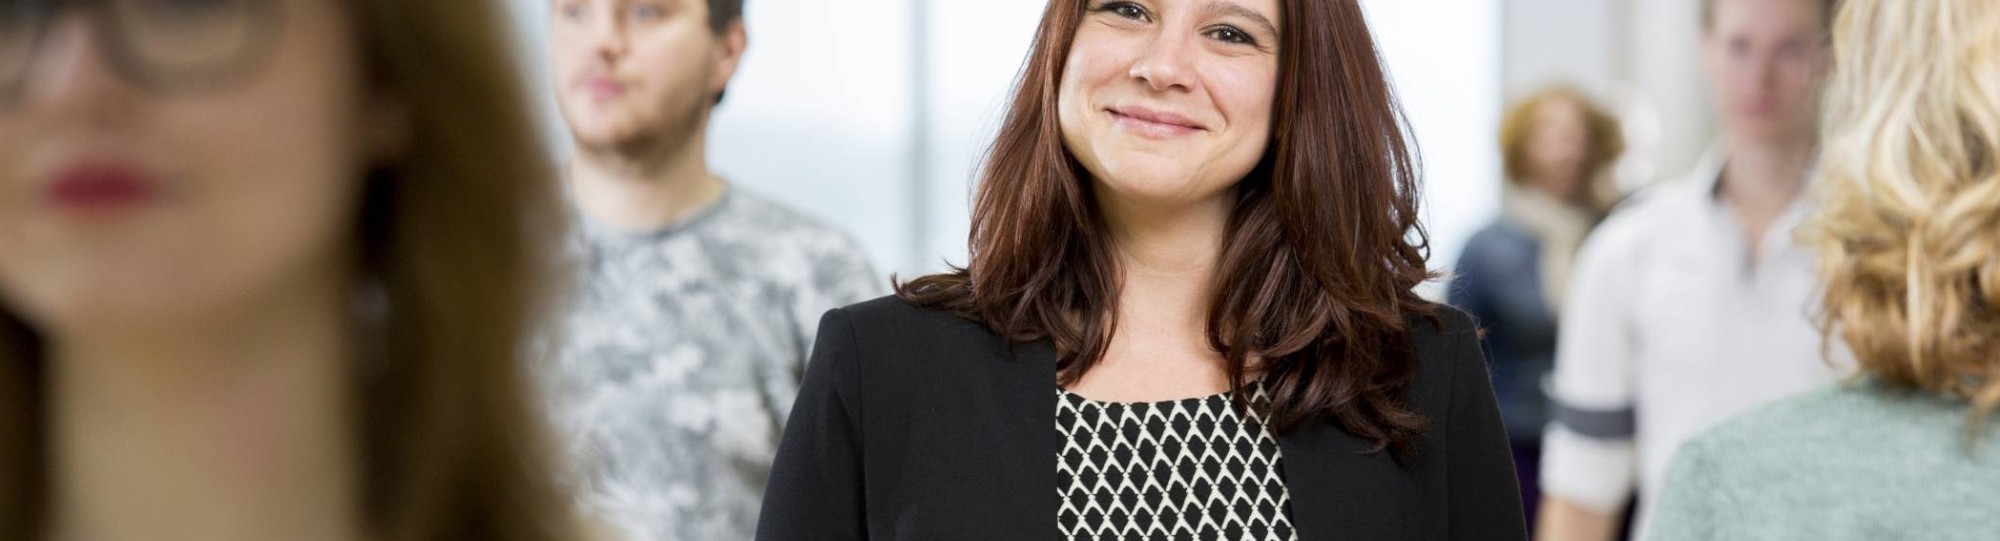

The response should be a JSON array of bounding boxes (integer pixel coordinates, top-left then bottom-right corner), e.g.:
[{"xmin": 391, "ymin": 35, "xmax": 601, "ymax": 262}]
[{"xmin": 1805, "ymin": 0, "xmax": 2000, "ymax": 426}]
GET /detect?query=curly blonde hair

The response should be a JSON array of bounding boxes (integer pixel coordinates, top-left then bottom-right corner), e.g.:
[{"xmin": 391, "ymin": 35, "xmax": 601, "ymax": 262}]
[{"xmin": 1804, "ymin": 0, "xmax": 2000, "ymax": 426}]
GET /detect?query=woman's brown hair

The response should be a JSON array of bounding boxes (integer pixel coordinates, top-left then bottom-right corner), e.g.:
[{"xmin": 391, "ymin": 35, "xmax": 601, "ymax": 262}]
[
  {"xmin": 0, "ymin": 1, "xmax": 573, "ymax": 539},
  {"xmin": 899, "ymin": 0, "xmax": 1437, "ymax": 457}
]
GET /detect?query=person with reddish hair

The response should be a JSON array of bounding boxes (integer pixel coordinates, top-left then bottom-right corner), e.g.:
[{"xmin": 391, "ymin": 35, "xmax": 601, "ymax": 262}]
[
  {"xmin": 756, "ymin": 0, "xmax": 1524, "ymax": 539},
  {"xmin": 1451, "ymin": 84, "xmax": 1625, "ymax": 532}
]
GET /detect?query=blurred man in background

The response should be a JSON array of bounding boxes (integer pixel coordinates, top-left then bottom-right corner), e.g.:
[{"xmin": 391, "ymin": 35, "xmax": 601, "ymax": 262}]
[
  {"xmin": 1535, "ymin": 0, "xmax": 1842, "ymax": 539},
  {"xmin": 539, "ymin": 1, "xmax": 882, "ymax": 539}
]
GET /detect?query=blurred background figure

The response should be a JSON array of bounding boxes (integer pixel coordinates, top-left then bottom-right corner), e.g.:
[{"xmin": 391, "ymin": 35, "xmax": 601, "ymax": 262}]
[
  {"xmin": 1648, "ymin": 0, "xmax": 2000, "ymax": 537},
  {"xmin": 0, "ymin": 1, "xmax": 576, "ymax": 541},
  {"xmin": 536, "ymin": 0, "xmax": 881, "ymax": 539},
  {"xmin": 1450, "ymin": 84, "xmax": 1625, "ymax": 533},
  {"xmin": 1537, "ymin": 0, "xmax": 1843, "ymax": 540}
]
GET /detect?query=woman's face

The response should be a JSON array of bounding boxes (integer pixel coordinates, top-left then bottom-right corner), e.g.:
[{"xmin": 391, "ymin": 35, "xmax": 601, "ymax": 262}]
[
  {"xmin": 1058, "ymin": 0, "xmax": 1281, "ymax": 211},
  {"xmin": 1525, "ymin": 99, "xmax": 1590, "ymax": 201},
  {"xmin": 0, "ymin": 0, "xmax": 386, "ymax": 334}
]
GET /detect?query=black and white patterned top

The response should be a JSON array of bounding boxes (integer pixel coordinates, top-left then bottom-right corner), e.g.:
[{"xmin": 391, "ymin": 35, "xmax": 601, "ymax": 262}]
[{"xmin": 1057, "ymin": 382, "xmax": 1300, "ymax": 540}]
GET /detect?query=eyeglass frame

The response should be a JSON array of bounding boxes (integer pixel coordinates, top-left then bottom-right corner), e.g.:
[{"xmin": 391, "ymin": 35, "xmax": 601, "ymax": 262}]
[{"xmin": 1, "ymin": 0, "xmax": 288, "ymax": 107}]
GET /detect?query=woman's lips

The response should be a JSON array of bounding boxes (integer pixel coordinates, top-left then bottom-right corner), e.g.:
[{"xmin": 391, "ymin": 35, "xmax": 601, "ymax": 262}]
[
  {"xmin": 42, "ymin": 162, "xmax": 161, "ymax": 215},
  {"xmin": 1109, "ymin": 106, "xmax": 1205, "ymax": 139}
]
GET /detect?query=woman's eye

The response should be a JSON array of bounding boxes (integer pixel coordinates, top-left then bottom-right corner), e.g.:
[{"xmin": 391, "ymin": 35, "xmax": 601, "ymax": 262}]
[
  {"xmin": 1097, "ymin": 2, "xmax": 1149, "ymax": 22},
  {"xmin": 631, "ymin": 4, "xmax": 664, "ymax": 21},
  {"xmin": 1210, "ymin": 27, "xmax": 1255, "ymax": 45}
]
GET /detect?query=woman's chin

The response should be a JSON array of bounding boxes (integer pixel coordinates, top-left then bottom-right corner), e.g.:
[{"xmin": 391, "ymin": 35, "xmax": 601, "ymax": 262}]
[
  {"xmin": 1091, "ymin": 168, "xmax": 1233, "ymax": 210},
  {"xmin": 1094, "ymin": 187, "xmax": 1234, "ymax": 218},
  {"xmin": 7, "ymin": 274, "xmax": 219, "ymax": 339}
]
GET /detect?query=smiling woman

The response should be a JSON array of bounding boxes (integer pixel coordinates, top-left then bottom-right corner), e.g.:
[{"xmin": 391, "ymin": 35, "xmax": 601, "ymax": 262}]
[{"xmin": 755, "ymin": 0, "xmax": 1527, "ymax": 540}]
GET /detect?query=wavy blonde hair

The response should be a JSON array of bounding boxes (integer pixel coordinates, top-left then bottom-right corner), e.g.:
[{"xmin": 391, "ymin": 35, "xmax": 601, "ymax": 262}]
[{"xmin": 1805, "ymin": 0, "xmax": 2000, "ymax": 426}]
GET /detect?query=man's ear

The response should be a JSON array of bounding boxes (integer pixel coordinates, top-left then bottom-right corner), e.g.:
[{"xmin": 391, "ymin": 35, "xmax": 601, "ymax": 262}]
[{"xmin": 710, "ymin": 19, "xmax": 748, "ymax": 105}]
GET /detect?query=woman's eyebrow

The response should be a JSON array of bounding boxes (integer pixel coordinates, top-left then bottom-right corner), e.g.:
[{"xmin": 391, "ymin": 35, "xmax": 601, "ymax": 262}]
[{"xmin": 1205, "ymin": 1, "xmax": 1280, "ymax": 38}]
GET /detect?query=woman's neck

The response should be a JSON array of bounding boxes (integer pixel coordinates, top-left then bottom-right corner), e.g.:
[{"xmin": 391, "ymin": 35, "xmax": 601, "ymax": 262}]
[
  {"xmin": 1100, "ymin": 190, "xmax": 1231, "ymax": 322},
  {"xmin": 47, "ymin": 274, "xmax": 364, "ymax": 541},
  {"xmin": 1073, "ymin": 190, "xmax": 1234, "ymax": 402}
]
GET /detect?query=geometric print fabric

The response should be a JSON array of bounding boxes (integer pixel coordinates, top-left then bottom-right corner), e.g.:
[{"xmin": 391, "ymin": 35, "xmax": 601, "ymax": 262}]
[{"xmin": 1057, "ymin": 382, "xmax": 1299, "ymax": 540}]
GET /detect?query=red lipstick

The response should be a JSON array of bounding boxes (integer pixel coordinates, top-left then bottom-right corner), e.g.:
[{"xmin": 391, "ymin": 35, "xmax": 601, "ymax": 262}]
[{"xmin": 43, "ymin": 162, "xmax": 160, "ymax": 213}]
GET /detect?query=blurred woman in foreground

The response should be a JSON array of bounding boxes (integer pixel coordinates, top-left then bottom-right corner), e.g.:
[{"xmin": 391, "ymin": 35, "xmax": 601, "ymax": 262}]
[{"xmin": 0, "ymin": 1, "xmax": 575, "ymax": 539}]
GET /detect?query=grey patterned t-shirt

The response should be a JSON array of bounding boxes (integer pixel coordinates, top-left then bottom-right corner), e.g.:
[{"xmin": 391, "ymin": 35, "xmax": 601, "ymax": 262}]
[{"xmin": 542, "ymin": 187, "xmax": 882, "ymax": 541}]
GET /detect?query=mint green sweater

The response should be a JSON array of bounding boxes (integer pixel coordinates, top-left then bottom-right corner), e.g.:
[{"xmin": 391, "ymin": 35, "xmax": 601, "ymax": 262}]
[{"xmin": 1646, "ymin": 381, "xmax": 2000, "ymax": 540}]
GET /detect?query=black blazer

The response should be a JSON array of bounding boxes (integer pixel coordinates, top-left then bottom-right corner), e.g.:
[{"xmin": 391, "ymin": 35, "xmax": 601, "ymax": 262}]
[{"xmin": 757, "ymin": 296, "xmax": 1527, "ymax": 540}]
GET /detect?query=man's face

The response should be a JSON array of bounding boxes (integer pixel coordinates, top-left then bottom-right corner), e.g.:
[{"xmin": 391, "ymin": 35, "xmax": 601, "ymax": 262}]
[
  {"xmin": 552, "ymin": 0, "xmax": 739, "ymax": 150},
  {"xmin": 1702, "ymin": 0, "xmax": 1829, "ymax": 147}
]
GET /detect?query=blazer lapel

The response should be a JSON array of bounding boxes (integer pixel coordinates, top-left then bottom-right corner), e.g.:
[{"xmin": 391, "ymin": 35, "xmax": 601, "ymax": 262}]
[
  {"xmin": 978, "ymin": 338, "xmax": 1063, "ymax": 539},
  {"xmin": 1280, "ymin": 420, "xmax": 1409, "ymax": 540}
]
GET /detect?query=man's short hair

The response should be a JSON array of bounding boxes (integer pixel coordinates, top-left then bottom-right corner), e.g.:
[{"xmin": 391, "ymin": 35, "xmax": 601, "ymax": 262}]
[
  {"xmin": 707, "ymin": 0, "xmax": 744, "ymax": 106},
  {"xmin": 708, "ymin": 0, "xmax": 744, "ymax": 32}
]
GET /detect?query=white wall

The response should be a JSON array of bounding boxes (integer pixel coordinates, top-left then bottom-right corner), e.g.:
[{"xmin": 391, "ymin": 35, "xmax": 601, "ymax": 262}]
[
  {"xmin": 1364, "ymin": 0, "xmax": 1504, "ymax": 296},
  {"xmin": 916, "ymin": 2, "xmax": 1046, "ymax": 274},
  {"xmin": 706, "ymin": 0, "xmax": 919, "ymax": 275},
  {"xmin": 1503, "ymin": 0, "xmax": 1624, "ymax": 99}
]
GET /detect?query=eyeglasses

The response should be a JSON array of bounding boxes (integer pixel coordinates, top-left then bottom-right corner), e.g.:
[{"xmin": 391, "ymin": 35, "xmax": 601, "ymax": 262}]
[{"xmin": 1, "ymin": 0, "xmax": 284, "ymax": 104}]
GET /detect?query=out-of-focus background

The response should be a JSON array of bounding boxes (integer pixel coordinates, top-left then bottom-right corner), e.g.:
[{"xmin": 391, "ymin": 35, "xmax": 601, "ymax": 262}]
[{"xmin": 504, "ymin": 0, "xmax": 1712, "ymax": 291}]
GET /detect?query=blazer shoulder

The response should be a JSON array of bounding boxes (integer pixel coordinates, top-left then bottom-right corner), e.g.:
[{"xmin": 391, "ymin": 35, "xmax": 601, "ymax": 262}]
[
  {"xmin": 838, "ymin": 294, "xmax": 984, "ymax": 336},
  {"xmin": 826, "ymin": 294, "xmax": 1020, "ymax": 373},
  {"xmin": 1404, "ymin": 304, "xmax": 1486, "ymax": 406},
  {"xmin": 1407, "ymin": 304, "xmax": 1481, "ymax": 347}
]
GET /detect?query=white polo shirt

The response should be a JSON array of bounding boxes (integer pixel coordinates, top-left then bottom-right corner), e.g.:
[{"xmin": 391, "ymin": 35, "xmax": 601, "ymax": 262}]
[{"xmin": 1538, "ymin": 148, "xmax": 1846, "ymax": 538}]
